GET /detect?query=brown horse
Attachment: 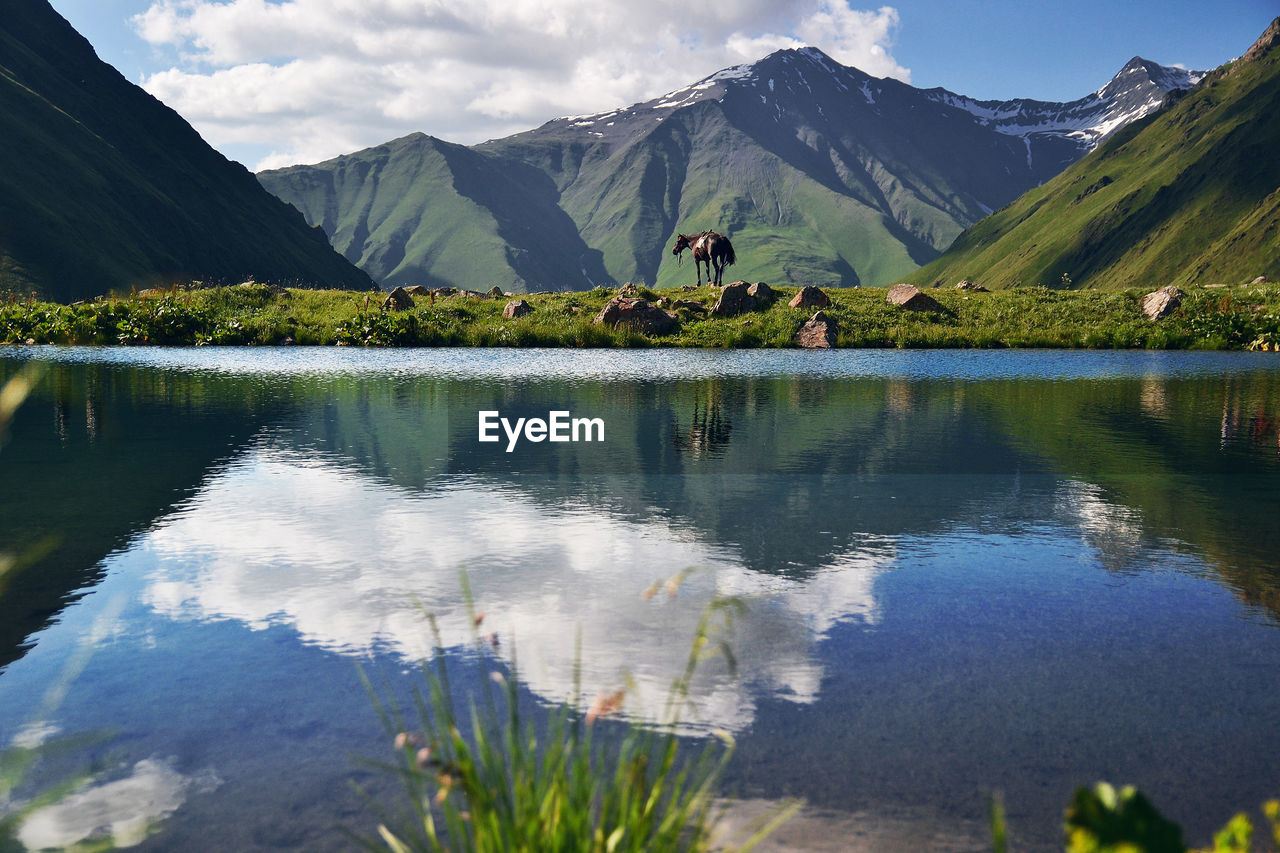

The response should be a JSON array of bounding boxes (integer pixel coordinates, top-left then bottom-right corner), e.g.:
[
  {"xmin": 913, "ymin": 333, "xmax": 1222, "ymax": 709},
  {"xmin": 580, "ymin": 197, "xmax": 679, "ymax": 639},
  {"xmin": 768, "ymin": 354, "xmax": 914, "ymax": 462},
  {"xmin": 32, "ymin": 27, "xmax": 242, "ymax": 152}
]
[{"xmin": 672, "ymin": 231, "xmax": 736, "ymax": 286}]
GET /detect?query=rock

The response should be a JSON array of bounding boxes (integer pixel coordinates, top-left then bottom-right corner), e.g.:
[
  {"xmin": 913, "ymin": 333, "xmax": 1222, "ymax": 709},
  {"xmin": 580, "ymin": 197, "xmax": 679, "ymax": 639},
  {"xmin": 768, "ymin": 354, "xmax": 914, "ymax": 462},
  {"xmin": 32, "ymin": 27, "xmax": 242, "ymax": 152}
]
[
  {"xmin": 711, "ymin": 281, "xmax": 758, "ymax": 317},
  {"xmin": 955, "ymin": 279, "xmax": 989, "ymax": 292},
  {"xmin": 1253, "ymin": 276, "xmax": 1269, "ymax": 284},
  {"xmin": 788, "ymin": 285, "xmax": 830, "ymax": 309},
  {"xmin": 619, "ymin": 282, "xmax": 639, "ymax": 297},
  {"xmin": 796, "ymin": 311, "xmax": 838, "ymax": 348},
  {"xmin": 381, "ymin": 286, "xmax": 414, "ymax": 311},
  {"xmin": 1142, "ymin": 285, "xmax": 1185, "ymax": 320},
  {"xmin": 680, "ymin": 284, "xmax": 697, "ymax": 292},
  {"xmin": 592, "ymin": 297, "xmax": 677, "ymax": 335},
  {"xmin": 487, "ymin": 285, "xmax": 505, "ymax": 298},
  {"xmin": 503, "ymin": 299, "xmax": 533, "ymax": 319},
  {"xmin": 747, "ymin": 282, "xmax": 775, "ymax": 302},
  {"xmin": 404, "ymin": 285, "xmax": 429, "ymax": 296},
  {"xmin": 434, "ymin": 287, "xmax": 458, "ymax": 297},
  {"xmin": 887, "ymin": 283, "xmax": 945, "ymax": 313},
  {"xmin": 1204, "ymin": 283, "xmax": 1229, "ymax": 289},
  {"xmin": 671, "ymin": 299, "xmax": 707, "ymax": 314}
]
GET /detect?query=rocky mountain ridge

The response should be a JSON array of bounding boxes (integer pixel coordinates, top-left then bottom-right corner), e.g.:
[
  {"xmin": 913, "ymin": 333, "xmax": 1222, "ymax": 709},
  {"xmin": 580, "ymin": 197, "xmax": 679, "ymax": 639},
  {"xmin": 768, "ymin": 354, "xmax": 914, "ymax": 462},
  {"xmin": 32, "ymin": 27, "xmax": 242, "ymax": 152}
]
[{"xmin": 259, "ymin": 45, "xmax": 1205, "ymax": 292}]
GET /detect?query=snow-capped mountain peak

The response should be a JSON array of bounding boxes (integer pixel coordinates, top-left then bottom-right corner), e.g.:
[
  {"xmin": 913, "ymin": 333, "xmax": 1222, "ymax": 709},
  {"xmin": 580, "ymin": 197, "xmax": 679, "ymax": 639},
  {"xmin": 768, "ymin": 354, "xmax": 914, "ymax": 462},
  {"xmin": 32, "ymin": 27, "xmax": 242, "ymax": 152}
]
[{"xmin": 929, "ymin": 55, "xmax": 1206, "ymax": 152}]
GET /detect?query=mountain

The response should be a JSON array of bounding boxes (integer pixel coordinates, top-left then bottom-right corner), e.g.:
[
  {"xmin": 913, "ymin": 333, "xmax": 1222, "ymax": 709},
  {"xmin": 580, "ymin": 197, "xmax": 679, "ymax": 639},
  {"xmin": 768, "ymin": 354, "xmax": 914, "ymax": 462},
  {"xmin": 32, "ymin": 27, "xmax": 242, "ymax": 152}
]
[
  {"xmin": 905, "ymin": 18, "xmax": 1280, "ymax": 291},
  {"xmin": 0, "ymin": 0, "xmax": 372, "ymax": 302},
  {"xmin": 259, "ymin": 47, "xmax": 1199, "ymax": 292}
]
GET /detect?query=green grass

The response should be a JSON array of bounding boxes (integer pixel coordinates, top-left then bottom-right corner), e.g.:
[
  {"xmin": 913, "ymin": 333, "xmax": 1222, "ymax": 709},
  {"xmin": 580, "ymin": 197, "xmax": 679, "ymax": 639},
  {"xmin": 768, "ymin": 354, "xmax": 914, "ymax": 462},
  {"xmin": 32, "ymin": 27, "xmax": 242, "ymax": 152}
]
[
  {"xmin": 360, "ymin": 581, "xmax": 795, "ymax": 853},
  {"xmin": 5, "ymin": 280, "xmax": 1280, "ymax": 350},
  {"xmin": 906, "ymin": 42, "xmax": 1280, "ymax": 293}
]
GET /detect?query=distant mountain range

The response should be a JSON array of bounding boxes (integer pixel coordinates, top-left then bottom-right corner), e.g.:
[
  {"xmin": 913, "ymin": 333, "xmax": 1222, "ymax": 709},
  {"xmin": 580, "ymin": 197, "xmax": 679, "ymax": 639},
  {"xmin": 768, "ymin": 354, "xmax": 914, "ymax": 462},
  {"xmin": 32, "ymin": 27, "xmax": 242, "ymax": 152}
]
[
  {"xmin": 0, "ymin": 0, "xmax": 372, "ymax": 302},
  {"xmin": 260, "ymin": 47, "xmax": 1203, "ymax": 292},
  {"xmin": 907, "ymin": 18, "xmax": 1280, "ymax": 290}
]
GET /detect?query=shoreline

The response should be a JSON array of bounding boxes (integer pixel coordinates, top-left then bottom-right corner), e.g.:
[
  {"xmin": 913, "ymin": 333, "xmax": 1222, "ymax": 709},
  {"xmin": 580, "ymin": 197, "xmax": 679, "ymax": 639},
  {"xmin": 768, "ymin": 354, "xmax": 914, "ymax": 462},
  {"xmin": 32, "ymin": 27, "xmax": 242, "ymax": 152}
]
[{"xmin": 3, "ymin": 280, "xmax": 1279, "ymax": 351}]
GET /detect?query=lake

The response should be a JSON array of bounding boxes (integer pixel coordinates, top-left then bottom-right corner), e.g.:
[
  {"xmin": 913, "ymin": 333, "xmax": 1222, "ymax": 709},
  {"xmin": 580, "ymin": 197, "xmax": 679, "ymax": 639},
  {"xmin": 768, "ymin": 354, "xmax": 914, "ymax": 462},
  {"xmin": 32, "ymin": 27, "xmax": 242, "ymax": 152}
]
[{"xmin": 1, "ymin": 347, "xmax": 1278, "ymax": 851}]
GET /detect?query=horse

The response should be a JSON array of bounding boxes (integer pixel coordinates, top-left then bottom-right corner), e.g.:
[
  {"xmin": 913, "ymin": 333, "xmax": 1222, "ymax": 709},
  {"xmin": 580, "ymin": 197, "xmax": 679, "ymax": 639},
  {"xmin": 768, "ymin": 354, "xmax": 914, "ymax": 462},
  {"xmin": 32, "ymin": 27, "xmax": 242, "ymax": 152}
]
[{"xmin": 672, "ymin": 231, "xmax": 736, "ymax": 286}]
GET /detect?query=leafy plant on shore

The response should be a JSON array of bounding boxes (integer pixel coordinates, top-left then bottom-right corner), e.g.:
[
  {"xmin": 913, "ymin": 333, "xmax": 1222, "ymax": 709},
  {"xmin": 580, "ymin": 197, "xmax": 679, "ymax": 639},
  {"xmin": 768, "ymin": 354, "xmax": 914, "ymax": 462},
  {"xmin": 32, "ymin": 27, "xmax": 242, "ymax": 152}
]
[
  {"xmin": 361, "ymin": 580, "xmax": 796, "ymax": 853},
  {"xmin": 988, "ymin": 782, "xmax": 1280, "ymax": 853}
]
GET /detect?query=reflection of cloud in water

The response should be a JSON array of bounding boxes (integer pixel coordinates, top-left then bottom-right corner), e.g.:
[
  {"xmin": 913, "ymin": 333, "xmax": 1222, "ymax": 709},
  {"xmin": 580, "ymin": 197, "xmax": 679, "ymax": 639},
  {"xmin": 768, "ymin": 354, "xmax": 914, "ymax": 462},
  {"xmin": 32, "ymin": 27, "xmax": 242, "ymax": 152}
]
[
  {"xmin": 142, "ymin": 449, "xmax": 890, "ymax": 729},
  {"xmin": 1054, "ymin": 480, "xmax": 1147, "ymax": 572},
  {"xmin": 17, "ymin": 759, "xmax": 217, "ymax": 850}
]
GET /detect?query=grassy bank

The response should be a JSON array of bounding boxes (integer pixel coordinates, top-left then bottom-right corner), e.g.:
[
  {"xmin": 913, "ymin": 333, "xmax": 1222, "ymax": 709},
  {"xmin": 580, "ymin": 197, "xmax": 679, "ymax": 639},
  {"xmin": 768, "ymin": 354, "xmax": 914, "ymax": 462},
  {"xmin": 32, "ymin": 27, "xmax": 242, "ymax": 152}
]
[{"xmin": 3, "ymin": 280, "xmax": 1280, "ymax": 349}]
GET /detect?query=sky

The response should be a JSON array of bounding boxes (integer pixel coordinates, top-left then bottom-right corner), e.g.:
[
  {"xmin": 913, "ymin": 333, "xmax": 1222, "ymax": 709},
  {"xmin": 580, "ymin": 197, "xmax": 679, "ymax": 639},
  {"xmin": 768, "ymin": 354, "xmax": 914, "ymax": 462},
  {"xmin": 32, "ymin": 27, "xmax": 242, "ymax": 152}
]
[{"xmin": 48, "ymin": 0, "xmax": 1278, "ymax": 172}]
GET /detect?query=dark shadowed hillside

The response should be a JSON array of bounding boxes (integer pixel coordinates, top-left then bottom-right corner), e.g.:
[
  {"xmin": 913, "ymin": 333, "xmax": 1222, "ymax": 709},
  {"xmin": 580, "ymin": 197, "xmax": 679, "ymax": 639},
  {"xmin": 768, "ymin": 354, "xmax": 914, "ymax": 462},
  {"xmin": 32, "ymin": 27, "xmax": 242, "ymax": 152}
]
[{"xmin": 0, "ymin": 0, "xmax": 372, "ymax": 301}]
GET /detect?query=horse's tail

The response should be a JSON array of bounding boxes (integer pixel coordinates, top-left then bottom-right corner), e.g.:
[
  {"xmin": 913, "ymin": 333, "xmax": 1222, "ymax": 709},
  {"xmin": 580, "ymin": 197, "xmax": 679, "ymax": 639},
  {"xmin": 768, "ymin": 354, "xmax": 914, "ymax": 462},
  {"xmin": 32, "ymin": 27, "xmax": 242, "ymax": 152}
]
[{"xmin": 723, "ymin": 237, "xmax": 736, "ymax": 267}]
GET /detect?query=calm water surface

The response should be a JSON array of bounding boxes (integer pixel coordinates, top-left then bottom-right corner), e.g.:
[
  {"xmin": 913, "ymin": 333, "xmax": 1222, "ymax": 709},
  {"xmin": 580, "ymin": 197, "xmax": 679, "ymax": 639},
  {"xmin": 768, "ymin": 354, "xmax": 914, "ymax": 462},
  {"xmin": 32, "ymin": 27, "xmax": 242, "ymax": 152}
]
[{"xmin": 1, "ymin": 348, "xmax": 1278, "ymax": 851}]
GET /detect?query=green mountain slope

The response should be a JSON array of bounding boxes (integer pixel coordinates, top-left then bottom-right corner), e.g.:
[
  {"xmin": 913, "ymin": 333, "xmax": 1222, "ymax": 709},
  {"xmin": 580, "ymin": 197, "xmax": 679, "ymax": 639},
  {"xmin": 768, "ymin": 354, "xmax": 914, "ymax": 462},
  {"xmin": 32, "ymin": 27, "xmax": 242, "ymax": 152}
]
[
  {"xmin": 0, "ymin": 0, "xmax": 372, "ymax": 301},
  {"xmin": 262, "ymin": 48, "xmax": 1196, "ymax": 293},
  {"xmin": 906, "ymin": 19, "xmax": 1280, "ymax": 291},
  {"xmin": 258, "ymin": 133, "xmax": 609, "ymax": 291}
]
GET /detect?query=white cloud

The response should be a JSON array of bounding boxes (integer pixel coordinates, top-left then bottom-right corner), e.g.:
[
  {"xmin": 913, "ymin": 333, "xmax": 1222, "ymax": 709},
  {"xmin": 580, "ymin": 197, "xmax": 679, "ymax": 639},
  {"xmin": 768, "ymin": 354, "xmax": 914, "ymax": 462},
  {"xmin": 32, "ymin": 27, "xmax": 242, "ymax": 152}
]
[
  {"xmin": 140, "ymin": 447, "xmax": 890, "ymax": 731},
  {"xmin": 133, "ymin": 0, "xmax": 909, "ymax": 170}
]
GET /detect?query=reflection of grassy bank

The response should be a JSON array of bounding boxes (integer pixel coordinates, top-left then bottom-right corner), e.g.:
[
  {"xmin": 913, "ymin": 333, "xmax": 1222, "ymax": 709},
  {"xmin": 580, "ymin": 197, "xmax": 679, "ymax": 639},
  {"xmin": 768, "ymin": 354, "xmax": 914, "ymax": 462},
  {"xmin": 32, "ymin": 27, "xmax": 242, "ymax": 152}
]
[
  {"xmin": 4, "ymin": 281, "xmax": 1280, "ymax": 349},
  {"xmin": 972, "ymin": 374, "xmax": 1280, "ymax": 617}
]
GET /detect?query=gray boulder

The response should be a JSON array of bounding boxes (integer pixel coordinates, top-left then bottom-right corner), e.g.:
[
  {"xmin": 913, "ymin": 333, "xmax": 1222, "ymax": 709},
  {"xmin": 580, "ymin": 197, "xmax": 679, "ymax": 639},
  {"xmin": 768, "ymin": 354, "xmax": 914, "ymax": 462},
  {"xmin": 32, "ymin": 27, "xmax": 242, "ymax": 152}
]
[
  {"xmin": 887, "ymin": 283, "xmax": 945, "ymax": 313},
  {"xmin": 711, "ymin": 281, "xmax": 758, "ymax": 317},
  {"xmin": 593, "ymin": 297, "xmax": 677, "ymax": 335},
  {"xmin": 382, "ymin": 286, "xmax": 414, "ymax": 311},
  {"xmin": 503, "ymin": 299, "xmax": 534, "ymax": 319},
  {"xmin": 796, "ymin": 311, "xmax": 838, "ymax": 348},
  {"xmin": 788, "ymin": 285, "xmax": 831, "ymax": 309},
  {"xmin": 1142, "ymin": 286, "xmax": 1185, "ymax": 320}
]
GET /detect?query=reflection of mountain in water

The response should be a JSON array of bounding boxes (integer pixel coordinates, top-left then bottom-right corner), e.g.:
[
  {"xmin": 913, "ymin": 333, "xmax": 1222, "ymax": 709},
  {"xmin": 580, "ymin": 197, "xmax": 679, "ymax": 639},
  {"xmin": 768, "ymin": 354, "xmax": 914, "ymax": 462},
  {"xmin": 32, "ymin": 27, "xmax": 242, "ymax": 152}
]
[
  {"xmin": 0, "ymin": 363, "xmax": 273, "ymax": 667},
  {"xmin": 4, "ymin": 357, "xmax": 1280, "ymax": 684}
]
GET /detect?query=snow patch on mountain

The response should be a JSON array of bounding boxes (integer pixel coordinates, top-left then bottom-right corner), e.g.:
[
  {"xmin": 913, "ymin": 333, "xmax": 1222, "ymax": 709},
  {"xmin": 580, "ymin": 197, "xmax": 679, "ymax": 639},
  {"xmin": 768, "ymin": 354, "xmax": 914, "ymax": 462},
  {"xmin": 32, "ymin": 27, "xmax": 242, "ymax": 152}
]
[{"xmin": 929, "ymin": 56, "xmax": 1206, "ymax": 150}]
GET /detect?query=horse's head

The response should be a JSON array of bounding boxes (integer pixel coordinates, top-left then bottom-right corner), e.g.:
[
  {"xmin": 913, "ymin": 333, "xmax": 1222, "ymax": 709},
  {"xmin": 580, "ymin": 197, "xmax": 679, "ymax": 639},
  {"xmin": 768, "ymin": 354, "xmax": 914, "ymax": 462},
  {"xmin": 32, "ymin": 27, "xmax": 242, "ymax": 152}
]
[{"xmin": 672, "ymin": 234, "xmax": 692, "ymax": 256}]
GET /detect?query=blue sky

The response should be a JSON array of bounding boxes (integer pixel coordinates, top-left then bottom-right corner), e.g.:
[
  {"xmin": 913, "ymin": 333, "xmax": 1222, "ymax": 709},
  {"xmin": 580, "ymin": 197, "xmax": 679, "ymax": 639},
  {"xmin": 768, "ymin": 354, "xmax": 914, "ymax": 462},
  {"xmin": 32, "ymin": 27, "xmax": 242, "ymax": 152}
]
[{"xmin": 49, "ymin": 0, "xmax": 1278, "ymax": 171}]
